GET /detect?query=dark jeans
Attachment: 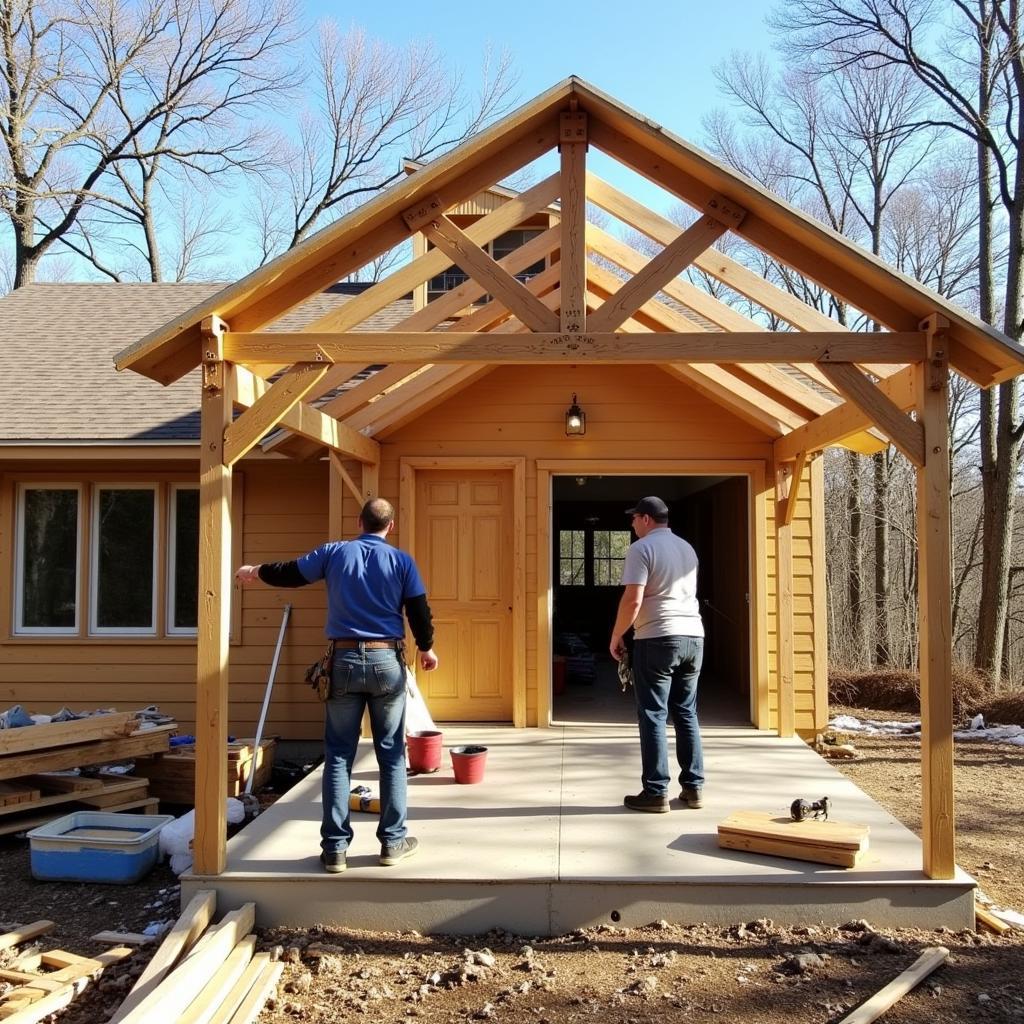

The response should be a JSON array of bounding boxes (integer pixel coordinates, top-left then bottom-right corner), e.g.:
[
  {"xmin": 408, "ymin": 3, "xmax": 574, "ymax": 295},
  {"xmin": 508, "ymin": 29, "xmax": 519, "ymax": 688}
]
[
  {"xmin": 631, "ymin": 635, "xmax": 704, "ymax": 795},
  {"xmin": 321, "ymin": 646, "xmax": 407, "ymax": 853}
]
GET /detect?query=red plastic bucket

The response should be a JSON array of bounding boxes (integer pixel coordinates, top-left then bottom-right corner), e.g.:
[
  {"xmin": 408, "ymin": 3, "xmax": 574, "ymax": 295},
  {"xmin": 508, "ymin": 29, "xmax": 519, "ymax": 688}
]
[
  {"xmin": 407, "ymin": 730, "xmax": 443, "ymax": 774},
  {"xmin": 450, "ymin": 745, "xmax": 488, "ymax": 784}
]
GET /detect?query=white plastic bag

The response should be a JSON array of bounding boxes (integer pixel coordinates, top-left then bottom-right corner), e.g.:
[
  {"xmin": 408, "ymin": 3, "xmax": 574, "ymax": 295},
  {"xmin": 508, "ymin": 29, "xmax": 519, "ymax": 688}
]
[
  {"xmin": 159, "ymin": 797, "xmax": 246, "ymax": 875},
  {"xmin": 405, "ymin": 666, "xmax": 437, "ymax": 734}
]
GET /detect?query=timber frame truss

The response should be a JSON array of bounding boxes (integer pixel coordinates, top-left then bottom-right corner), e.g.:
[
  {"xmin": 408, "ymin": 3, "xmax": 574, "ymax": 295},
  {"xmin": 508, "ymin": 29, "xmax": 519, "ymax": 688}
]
[{"xmin": 116, "ymin": 78, "xmax": 1024, "ymax": 887}]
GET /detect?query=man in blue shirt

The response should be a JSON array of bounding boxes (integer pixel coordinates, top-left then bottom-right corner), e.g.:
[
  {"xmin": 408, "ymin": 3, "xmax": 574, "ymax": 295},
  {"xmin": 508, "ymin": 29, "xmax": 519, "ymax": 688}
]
[{"xmin": 236, "ymin": 498, "xmax": 438, "ymax": 873}]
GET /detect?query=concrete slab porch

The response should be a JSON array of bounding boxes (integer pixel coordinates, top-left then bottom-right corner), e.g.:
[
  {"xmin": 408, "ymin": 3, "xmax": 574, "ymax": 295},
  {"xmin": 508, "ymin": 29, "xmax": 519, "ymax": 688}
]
[{"xmin": 181, "ymin": 723, "xmax": 976, "ymax": 934}]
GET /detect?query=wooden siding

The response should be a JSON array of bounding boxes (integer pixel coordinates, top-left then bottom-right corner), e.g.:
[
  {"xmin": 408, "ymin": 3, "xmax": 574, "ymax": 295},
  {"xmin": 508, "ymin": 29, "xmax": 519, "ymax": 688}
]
[
  {"xmin": 374, "ymin": 363, "xmax": 825, "ymax": 732},
  {"xmin": 0, "ymin": 366, "xmax": 828, "ymax": 740}
]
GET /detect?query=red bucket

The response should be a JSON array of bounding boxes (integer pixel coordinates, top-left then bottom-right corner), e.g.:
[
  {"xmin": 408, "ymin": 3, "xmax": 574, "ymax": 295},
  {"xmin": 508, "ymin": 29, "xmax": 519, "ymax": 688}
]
[
  {"xmin": 450, "ymin": 745, "xmax": 488, "ymax": 784},
  {"xmin": 407, "ymin": 730, "xmax": 443, "ymax": 774}
]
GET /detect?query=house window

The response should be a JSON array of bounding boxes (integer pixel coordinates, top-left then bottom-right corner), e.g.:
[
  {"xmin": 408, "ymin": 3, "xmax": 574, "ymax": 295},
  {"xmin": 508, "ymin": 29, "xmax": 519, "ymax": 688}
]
[
  {"xmin": 169, "ymin": 486, "xmax": 200, "ymax": 634},
  {"xmin": 559, "ymin": 530, "xmax": 585, "ymax": 585},
  {"xmin": 425, "ymin": 229, "xmax": 544, "ymax": 303},
  {"xmin": 592, "ymin": 530, "xmax": 631, "ymax": 586},
  {"xmin": 15, "ymin": 485, "xmax": 81, "ymax": 634},
  {"xmin": 12, "ymin": 480, "xmax": 209, "ymax": 639},
  {"xmin": 90, "ymin": 486, "xmax": 158, "ymax": 634}
]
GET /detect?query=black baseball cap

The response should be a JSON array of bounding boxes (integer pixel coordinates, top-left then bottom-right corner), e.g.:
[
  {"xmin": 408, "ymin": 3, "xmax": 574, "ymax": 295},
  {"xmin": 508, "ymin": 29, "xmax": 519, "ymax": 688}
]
[{"xmin": 625, "ymin": 496, "xmax": 670, "ymax": 520}]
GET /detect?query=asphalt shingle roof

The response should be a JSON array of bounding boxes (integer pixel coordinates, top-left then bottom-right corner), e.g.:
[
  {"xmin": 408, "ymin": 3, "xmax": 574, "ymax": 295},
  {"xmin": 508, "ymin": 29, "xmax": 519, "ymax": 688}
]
[{"xmin": 0, "ymin": 283, "xmax": 411, "ymax": 442}]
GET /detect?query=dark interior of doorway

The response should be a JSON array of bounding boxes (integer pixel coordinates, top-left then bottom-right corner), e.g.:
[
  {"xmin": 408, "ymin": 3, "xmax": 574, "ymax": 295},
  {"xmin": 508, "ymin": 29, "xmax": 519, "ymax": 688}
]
[{"xmin": 551, "ymin": 475, "xmax": 750, "ymax": 727}]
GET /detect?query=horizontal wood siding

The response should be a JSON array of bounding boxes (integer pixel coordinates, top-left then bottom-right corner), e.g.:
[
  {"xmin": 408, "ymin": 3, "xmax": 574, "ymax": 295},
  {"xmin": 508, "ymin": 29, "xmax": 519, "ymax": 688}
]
[
  {"xmin": 0, "ymin": 367, "xmax": 829, "ymax": 740},
  {"xmin": 379, "ymin": 364, "xmax": 820, "ymax": 727}
]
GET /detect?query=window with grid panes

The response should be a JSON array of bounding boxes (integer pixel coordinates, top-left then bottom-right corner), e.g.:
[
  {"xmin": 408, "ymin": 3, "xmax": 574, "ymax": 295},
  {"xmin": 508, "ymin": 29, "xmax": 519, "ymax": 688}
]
[
  {"xmin": 592, "ymin": 530, "xmax": 631, "ymax": 586},
  {"xmin": 558, "ymin": 529, "xmax": 585, "ymax": 585}
]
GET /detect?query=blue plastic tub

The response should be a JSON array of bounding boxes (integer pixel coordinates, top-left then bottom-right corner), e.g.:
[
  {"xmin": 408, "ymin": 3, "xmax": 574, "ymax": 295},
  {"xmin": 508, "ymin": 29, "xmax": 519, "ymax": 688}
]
[{"xmin": 27, "ymin": 811, "xmax": 173, "ymax": 883}]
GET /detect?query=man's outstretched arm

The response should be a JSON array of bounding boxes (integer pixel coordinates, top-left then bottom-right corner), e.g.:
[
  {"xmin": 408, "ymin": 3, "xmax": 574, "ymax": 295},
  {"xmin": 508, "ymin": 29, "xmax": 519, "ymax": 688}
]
[{"xmin": 235, "ymin": 561, "xmax": 309, "ymax": 588}]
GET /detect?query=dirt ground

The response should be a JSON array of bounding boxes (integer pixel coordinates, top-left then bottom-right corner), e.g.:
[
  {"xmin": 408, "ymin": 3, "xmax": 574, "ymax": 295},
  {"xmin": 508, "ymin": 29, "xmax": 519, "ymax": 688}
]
[{"xmin": 2, "ymin": 713, "xmax": 1023, "ymax": 1024}]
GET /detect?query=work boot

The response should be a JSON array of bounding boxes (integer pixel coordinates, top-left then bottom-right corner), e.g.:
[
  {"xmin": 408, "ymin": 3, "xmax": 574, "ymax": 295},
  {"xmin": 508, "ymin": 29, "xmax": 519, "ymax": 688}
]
[
  {"xmin": 320, "ymin": 849, "xmax": 347, "ymax": 874},
  {"xmin": 681, "ymin": 786, "xmax": 704, "ymax": 809},
  {"xmin": 380, "ymin": 836, "xmax": 419, "ymax": 865},
  {"xmin": 623, "ymin": 791, "xmax": 670, "ymax": 813}
]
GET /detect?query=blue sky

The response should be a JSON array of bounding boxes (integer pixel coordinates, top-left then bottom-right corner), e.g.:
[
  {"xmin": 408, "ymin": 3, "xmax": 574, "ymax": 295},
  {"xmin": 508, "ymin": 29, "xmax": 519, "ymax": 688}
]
[{"xmin": 309, "ymin": 0, "xmax": 780, "ymax": 220}]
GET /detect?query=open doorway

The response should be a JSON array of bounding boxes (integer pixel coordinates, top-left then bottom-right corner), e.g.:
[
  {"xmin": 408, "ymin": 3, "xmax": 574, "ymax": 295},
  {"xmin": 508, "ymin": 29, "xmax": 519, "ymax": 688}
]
[{"xmin": 551, "ymin": 474, "xmax": 751, "ymax": 726}]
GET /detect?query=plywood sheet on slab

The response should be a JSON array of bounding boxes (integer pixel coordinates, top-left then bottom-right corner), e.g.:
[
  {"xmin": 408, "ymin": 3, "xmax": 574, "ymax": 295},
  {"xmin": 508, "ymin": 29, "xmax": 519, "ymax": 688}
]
[{"xmin": 717, "ymin": 810, "xmax": 870, "ymax": 851}]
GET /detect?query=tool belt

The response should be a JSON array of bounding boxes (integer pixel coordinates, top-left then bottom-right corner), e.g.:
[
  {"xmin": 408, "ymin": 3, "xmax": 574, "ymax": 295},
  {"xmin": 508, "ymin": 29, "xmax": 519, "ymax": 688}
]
[
  {"xmin": 332, "ymin": 638, "xmax": 403, "ymax": 649},
  {"xmin": 304, "ymin": 639, "xmax": 335, "ymax": 702}
]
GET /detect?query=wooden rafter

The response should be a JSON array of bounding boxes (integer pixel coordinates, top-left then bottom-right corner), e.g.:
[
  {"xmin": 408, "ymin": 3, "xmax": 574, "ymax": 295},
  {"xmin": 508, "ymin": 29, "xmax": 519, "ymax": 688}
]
[
  {"xmin": 587, "ymin": 210, "xmax": 732, "ymax": 333},
  {"xmin": 233, "ymin": 366, "xmax": 379, "ymax": 463},
  {"xmin": 222, "ymin": 330, "xmax": 925, "ymax": 365},
  {"xmin": 418, "ymin": 214, "xmax": 560, "ymax": 333},
  {"xmin": 222, "ymin": 362, "xmax": 330, "ymax": 466},
  {"xmin": 774, "ymin": 364, "xmax": 916, "ymax": 462},
  {"xmin": 817, "ymin": 362, "xmax": 925, "ymax": 467},
  {"xmin": 589, "ymin": 117, "xmax": 1006, "ymax": 385}
]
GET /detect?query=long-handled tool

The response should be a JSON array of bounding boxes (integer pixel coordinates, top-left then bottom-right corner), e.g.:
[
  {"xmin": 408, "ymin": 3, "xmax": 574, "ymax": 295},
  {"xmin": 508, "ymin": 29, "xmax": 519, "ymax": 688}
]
[{"xmin": 241, "ymin": 602, "xmax": 291, "ymax": 817}]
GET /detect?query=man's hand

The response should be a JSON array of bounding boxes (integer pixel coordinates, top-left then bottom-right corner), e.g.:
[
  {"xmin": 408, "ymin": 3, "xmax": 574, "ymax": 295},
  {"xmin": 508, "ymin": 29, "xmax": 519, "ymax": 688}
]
[
  {"xmin": 235, "ymin": 564, "xmax": 262, "ymax": 585},
  {"xmin": 609, "ymin": 633, "xmax": 626, "ymax": 662},
  {"xmin": 419, "ymin": 649, "xmax": 439, "ymax": 671}
]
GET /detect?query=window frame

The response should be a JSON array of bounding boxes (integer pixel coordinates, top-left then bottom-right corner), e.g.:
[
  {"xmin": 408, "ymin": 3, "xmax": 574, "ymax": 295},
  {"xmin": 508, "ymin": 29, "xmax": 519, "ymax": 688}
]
[
  {"xmin": 88, "ymin": 483, "xmax": 160, "ymax": 636},
  {"xmin": 167, "ymin": 483, "xmax": 200, "ymax": 636},
  {"xmin": 591, "ymin": 529, "xmax": 632, "ymax": 588},
  {"xmin": 13, "ymin": 482, "xmax": 83, "ymax": 636}
]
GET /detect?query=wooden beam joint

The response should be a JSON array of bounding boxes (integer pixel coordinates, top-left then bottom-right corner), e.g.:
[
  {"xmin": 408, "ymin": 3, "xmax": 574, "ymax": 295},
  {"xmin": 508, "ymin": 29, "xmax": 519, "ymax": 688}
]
[
  {"xmin": 200, "ymin": 315, "xmax": 228, "ymax": 392},
  {"xmin": 704, "ymin": 193, "xmax": 747, "ymax": 230},
  {"xmin": 921, "ymin": 313, "xmax": 951, "ymax": 392},
  {"xmin": 559, "ymin": 110, "xmax": 588, "ymax": 150},
  {"xmin": 401, "ymin": 194, "xmax": 446, "ymax": 234}
]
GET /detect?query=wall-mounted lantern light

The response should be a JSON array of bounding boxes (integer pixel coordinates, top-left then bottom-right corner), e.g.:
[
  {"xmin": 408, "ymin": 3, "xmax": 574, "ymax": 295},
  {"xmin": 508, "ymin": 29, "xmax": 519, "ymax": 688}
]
[{"xmin": 565, "ymin": 393, "xmax": 586, "ymax": 436}]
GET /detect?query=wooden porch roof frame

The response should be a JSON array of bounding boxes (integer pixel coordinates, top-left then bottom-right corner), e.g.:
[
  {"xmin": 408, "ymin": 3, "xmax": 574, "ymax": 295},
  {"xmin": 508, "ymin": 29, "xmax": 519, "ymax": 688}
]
[{"xmin": 114, "ymin": 77, "xmax": 1024, "ymax": 887}]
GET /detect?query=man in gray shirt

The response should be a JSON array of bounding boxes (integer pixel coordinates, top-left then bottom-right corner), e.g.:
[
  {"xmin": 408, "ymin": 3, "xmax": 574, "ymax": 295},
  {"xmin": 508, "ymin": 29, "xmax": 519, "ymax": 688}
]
[{"xmin": 609, "ymin": 496, "xmax": 705, "ymax": 813}]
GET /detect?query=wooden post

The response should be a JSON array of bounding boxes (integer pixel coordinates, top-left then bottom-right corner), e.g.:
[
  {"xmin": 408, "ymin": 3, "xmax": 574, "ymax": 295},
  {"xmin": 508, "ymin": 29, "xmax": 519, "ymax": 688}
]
[
  {"xmin": 195, "ymin": 317, "xmax": 233, "ymax": 875},
  {"xmin": 559, "ymin": 109, "xmax": 587, "ymax": 335},
  {"xmin": 917, "ymin": 314, "xmax": 956, "ymax": 879},
  {"xmin": 774, "ymin": 461, "xmax": 795, "ymax": 738},
  {"xmin": 362, "ymin": 462, "xmax": 379, "ymax": 502}
]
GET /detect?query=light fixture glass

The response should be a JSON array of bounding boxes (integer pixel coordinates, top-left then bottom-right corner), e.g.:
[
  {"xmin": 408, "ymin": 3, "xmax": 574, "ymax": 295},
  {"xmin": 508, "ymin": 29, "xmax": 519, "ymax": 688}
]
[{"xmin": 565, "ymin": 393, "xmax": 586, "ymax": 436}]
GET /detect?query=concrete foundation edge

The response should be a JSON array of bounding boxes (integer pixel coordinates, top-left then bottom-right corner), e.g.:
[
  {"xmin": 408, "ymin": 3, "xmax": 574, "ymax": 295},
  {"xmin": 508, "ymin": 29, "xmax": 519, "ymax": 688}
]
[{"xmin": 181, "ymin": 876, "xmax": 976, "ymax": 935}]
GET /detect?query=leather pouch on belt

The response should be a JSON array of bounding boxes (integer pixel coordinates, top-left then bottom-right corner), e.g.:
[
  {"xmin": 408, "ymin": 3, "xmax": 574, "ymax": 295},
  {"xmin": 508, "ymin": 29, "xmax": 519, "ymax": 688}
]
[{"xmin": 304, "ymin": 639, "xmax": 335, "ymax": 702}]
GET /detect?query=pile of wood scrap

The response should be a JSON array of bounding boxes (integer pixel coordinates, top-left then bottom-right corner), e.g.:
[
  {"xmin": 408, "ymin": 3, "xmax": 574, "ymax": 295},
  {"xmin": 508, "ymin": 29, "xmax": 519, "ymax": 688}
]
[
  {"xmin": 109, "ymin": 891, "xmax": 282, "ymax": 1024},
  {"xmin": 134, "ymin": 739, "xmax": 275, "ymax": 804},
  {"xmin": 814, "ymin": 730, "xmax": 859, "ymax": 759},
  {"xmin": 0, "ymin": 919, "xmax": 135, "ymax": 1024},
  {"xmin": 718, "ymin": 810, "xmax": 870, "ymax": 867},
  {"xmin": 0, "ymin": 712, "xmax": 174, "ymax": 834}
]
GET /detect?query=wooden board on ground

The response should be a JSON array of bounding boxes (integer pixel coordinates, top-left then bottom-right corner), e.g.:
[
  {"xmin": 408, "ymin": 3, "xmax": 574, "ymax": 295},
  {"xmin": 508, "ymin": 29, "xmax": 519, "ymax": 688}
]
[
  {"xmin": 717, "ymin": 810, "xmax": 870, "ymax": 868},
  {"xmin": 718, "ymin": 811, "xmax": 870, "ymax": 850},
  {"xmin": 134, "ymin": 739, "xmax": 275, "ymax": 803},
  {"xmin": 0, "ymin": 923, "xmax": 54, "ymax": 952},
  {"xmin": 0, "ymin": 727, "xmax": 173, "ymax": 782},
  {"xmin": 0, "ymin": 714, "xmax": 136, "ymax": 757}
]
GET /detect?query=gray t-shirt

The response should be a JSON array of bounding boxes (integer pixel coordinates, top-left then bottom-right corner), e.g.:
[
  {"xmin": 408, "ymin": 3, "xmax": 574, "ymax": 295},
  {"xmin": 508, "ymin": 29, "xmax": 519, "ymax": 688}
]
[{"xmin": 621, "ymin": 527, "xmax": 704, "ymax": 639}]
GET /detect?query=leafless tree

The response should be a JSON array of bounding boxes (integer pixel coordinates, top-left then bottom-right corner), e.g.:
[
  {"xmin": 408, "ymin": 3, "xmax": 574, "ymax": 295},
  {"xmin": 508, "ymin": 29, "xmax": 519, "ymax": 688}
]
[
  {"xmin": 0, "ymin": 0, "xmax": 301, "ymax": 287},
  {"xmin": 770, "ymin": 0, "xmax": 1024, "ymax": 685},
  {"xmin": 249, "ymin": 24, "xmax": 518, "ymax": 262}
]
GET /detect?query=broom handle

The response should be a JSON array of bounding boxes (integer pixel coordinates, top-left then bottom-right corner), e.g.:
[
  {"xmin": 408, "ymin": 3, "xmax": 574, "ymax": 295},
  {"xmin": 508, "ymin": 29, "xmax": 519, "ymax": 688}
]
[{"xmin": 246, "ymin": 603, "xmax": 291, "ymax": 796}]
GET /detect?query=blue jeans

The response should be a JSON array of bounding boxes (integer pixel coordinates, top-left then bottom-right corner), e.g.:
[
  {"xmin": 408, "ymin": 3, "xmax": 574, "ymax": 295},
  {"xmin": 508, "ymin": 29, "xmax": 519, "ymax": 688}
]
[
  {"xmin": 631, "ymin": 636, "xmax": 704, "ymax": 795},
  {"xmin": 322, "ymin": 647, "xmax": 407, "ymax": 852}
]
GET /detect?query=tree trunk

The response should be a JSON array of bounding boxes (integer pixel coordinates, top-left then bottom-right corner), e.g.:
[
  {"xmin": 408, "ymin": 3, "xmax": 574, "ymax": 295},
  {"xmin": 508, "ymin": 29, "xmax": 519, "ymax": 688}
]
[
  {"xmin": 846, "ymin": 449, "xmax": 867, "ymax": 666},
  {"xmin": 12, "ymin": 195, "xmax": 40, "ymax": 288},
  {"xmin": 873, "ymin": 451, "xmax": 891, "ymax": 666}
]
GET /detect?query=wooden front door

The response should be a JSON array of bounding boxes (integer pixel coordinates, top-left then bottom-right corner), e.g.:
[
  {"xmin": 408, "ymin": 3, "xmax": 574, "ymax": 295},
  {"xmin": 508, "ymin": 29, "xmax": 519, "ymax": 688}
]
[{"xmin": 414, "ymin": 470, "xmax": 513, "ymax": 721}]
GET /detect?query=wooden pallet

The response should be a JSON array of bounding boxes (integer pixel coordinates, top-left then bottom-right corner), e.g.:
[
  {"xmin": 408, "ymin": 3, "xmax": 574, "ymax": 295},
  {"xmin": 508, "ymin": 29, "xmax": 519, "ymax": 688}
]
[
  {"xmin": 717, "ymin": 810, "xmax": 870, "ymax": 868},
  {"xmin": 0, "ymin": 726, "xmax": 173, "ymax": 782},
  {"xmin": 134, "ymin": 738, "xmax": 275, "ymax": 803}
]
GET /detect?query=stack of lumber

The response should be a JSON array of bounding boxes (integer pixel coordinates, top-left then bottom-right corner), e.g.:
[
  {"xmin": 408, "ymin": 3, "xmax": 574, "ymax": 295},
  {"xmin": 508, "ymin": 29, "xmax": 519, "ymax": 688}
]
[
  {"xmin": 0, "ymin": 919, "xmax": 135, "ymax": 1024},
  {"xmin": 109, "ymin": 891, "xmax": 282, "ymax": 1024},
  {"xmin": 717, "ymin": 810, "xmax": 870, "ymax": 867},
  {"xmin": 133, "ymin": 739, "xmax": 275, "ymax": 804},
  {"xmin": 0, "ymin": 712, "xmax": 174, "ymax": 834}
]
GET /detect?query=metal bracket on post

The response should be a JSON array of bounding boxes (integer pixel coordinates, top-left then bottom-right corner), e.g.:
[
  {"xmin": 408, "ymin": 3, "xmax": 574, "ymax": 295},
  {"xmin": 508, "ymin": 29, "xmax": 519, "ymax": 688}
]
[
  {"xmin": 559, "ymin": 110, "xmax": 588, "ymax": 151},
  {"xmin": 201, "ymin": 314, "xmax": 228, "ymax": 392},
  {"xmin": 919, "ymin": 313, "xmax": 950, "ymax": 392}
]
